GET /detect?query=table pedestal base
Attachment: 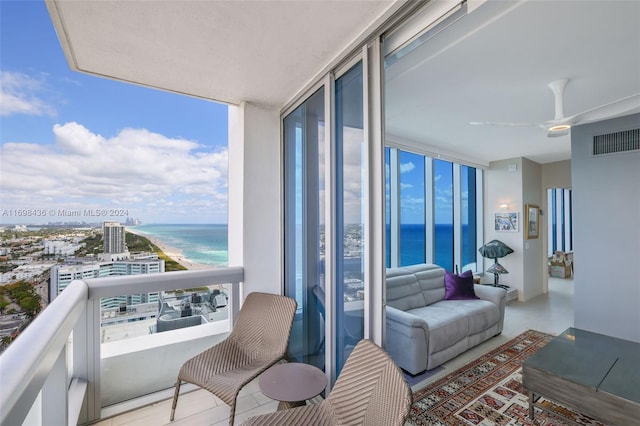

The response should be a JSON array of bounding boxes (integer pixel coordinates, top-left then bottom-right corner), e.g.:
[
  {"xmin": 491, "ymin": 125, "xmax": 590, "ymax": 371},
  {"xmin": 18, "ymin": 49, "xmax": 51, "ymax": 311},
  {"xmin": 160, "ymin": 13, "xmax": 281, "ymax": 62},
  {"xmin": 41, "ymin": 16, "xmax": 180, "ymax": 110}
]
[{"xmin": 277, "ymin": 400, "xmax": 306, "ymax": 411}]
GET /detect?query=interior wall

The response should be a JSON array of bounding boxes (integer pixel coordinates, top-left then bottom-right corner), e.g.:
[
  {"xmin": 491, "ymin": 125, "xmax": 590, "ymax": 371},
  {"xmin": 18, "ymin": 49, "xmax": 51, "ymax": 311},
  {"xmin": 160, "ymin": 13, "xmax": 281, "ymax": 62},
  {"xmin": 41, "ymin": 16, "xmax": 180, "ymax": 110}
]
[
  {"xmin": 485, "ymin": 158, "xmax": 524, "ymax": 299},
  {"xmin": 571, "ymin": 113, "xmax": 640, "ymax": 343},
  {"xmin": 541, "ymin": 160, "xmax": 572, "ymax": 189},
  {"xmin": 540, "ymin": 160, "xmax": 572, "ymax": 293},
  {"xmin": 521, "ymin": 158, "xmax": 543, "ymax": 301},
  {"xmin": 485, "ymin": 157, "xmax": 544, "ymax": 301},
  {"xmin": 228, "ymin": 103, "xmax": 282, "ymax": 300}
]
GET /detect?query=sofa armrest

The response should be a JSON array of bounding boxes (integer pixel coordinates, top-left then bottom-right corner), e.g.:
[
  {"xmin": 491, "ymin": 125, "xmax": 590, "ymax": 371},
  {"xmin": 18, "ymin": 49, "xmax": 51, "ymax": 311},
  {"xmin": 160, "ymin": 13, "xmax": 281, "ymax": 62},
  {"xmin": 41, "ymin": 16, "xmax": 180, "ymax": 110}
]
[
  {"xmin": 386, "ymin": 305, "xmax": 430, "ymax": 331},
  {"xmin": 474, "ymin": 284, "xmax": 506, "ymax": 306},
  {"xmin": 385, "ymin": 305, "xmax": 430, "ymax": 374},
  {"xmin": 474, "ymin": 284, "xmax": 507, "ymax": 334}
]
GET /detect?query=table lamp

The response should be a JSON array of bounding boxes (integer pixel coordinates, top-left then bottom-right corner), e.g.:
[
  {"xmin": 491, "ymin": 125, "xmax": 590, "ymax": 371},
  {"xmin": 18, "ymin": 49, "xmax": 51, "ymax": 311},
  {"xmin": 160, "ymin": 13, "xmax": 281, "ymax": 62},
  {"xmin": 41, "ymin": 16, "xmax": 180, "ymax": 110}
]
[{"xmin": 479, "ymin": 240, "xmax": 513, "ymax": 288}]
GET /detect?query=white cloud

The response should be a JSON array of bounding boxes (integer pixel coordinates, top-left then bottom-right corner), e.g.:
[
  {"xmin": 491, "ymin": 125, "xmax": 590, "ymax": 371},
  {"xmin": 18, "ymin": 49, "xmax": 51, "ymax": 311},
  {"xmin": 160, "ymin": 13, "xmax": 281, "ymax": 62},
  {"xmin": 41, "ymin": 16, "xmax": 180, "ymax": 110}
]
[
  {"xmin": 0, "ymin": 122, "xmax": 228, "ymax": 223},
  {"xmin": 0, "ymin": 71, "xmax": 56, "ymax": 117},
  {"xmin": 400, "ymin": 161, "xmax": 415, "ymax": 174},
  {"xmin": 400, "ymin": 183, "xmax": 413, "ymax": 189},
  {"xmin": 401, "ymin": 196, "xmax": 425, "ymax": 206}
]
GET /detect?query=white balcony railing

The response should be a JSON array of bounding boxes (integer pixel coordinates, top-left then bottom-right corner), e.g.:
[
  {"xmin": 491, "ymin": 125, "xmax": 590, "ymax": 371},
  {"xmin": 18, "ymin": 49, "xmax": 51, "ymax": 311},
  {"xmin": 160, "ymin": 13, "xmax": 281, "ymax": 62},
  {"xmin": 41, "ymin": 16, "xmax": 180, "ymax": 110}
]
[{"xmin": 0, "ymin": 267, "xmax": 244, "ymax": 426}]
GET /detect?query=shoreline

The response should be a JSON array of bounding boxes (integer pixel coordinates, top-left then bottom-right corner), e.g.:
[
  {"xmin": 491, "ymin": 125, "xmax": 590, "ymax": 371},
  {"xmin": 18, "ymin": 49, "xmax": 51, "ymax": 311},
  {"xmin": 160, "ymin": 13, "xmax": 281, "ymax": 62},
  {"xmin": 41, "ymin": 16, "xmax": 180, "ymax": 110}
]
[{"xmin": 126, "ymin": 227, "xmax": 212, "ymax": 271}]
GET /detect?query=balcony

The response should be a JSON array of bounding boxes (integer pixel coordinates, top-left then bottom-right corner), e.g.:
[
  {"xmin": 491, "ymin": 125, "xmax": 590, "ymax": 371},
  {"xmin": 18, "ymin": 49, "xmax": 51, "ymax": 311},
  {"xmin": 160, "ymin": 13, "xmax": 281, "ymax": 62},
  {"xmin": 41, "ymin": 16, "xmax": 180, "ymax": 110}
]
[{"xmin": 0, "ymin": 267, "xmax": 244, "ymax": 426}]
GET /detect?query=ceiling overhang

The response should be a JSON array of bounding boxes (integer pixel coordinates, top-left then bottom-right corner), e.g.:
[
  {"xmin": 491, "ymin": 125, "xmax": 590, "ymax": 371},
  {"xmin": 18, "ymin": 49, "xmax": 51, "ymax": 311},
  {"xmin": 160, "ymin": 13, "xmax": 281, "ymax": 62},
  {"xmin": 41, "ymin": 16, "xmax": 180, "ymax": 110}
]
[{"xmin": 46, "ymin": 0, "xmax": 403, "ymax": 108}]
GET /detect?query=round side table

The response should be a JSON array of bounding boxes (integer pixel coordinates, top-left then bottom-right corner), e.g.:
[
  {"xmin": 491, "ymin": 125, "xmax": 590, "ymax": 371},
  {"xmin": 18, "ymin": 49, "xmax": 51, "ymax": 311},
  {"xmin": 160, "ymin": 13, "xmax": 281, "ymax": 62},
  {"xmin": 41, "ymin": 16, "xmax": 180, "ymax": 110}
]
[{"xmin": 259, "ymin": 362, "xmax": 327, "ymax": 410}]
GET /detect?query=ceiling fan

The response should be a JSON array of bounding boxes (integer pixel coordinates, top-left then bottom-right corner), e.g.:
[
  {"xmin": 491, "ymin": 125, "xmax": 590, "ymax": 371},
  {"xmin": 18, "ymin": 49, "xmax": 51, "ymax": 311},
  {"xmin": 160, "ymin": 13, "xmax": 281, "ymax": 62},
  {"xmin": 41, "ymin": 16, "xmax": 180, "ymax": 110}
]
[{"xmin": 469, "ymin": 79, "xmax": 640, "ymax": 138}]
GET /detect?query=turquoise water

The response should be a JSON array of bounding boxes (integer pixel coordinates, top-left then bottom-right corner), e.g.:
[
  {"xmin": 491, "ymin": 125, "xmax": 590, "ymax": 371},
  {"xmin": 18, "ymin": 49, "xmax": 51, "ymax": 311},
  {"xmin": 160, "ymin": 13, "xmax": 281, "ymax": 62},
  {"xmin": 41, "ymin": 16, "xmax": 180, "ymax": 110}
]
[{"xmin": 130, "ymin": 224, "xmax": 228, "ymax": 266}]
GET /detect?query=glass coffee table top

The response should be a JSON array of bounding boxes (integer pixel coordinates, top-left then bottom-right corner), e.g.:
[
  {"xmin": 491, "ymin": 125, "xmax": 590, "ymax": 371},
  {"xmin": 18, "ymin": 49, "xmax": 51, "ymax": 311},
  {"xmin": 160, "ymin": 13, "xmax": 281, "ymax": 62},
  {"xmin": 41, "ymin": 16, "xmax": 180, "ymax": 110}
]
[
  {"xmin": 524, "ymin": 328, "xmax": 616, "ymax": 389},
  {"xmin": 524, "ymin": 327, "xmax": 640, "ymax": 400},
  {"xmin": 599, "ymin": 358, "xmax": 640, "ymax": 404}
]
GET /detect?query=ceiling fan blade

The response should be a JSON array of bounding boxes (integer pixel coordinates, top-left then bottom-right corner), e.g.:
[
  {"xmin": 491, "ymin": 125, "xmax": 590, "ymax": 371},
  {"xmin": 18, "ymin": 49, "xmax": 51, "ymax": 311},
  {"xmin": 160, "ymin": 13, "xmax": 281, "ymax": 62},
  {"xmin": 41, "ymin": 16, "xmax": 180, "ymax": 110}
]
[
  {"xmin": 468, "ymin": 121, "xmax": 539, "ymax": 127},
  {"xmin": 569, "ymin": 93, "xmax": 640, "ymax": 125}
]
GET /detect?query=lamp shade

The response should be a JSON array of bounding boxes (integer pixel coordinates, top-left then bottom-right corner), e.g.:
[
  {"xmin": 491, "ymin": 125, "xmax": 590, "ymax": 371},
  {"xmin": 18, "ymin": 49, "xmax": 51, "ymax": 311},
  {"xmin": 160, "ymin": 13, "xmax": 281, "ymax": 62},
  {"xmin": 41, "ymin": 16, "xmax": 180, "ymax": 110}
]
[
  {"xmin": 487, "ymin": 262, "xmax": 508, "ymax": 275},
  {"xmin": 479, "ymin": 240, "xmax": 514, "ymax": 260}
]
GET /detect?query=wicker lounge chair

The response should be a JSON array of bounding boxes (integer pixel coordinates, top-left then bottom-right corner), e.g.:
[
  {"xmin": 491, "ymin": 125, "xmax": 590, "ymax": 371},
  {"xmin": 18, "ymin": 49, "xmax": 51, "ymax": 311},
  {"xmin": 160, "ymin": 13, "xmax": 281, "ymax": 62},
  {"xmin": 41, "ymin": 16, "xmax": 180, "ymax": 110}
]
[
  {"xmin": 170, "ymin": 292, "xmax": 297, "ymax": 426},
  {"xmin": 241, "ymin": 339, "xmax": 412, "ymax": 426}
]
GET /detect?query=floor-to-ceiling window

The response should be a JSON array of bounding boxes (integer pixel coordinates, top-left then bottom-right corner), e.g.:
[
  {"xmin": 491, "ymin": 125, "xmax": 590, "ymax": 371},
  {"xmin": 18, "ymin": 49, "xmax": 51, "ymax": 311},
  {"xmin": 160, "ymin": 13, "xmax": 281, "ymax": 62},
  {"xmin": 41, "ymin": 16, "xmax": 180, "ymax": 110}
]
[
  {"xmin": 385, "ymin": 147, "xmax": 392, "ymax": 268},
  {"xmin": 547, "ymin": 187, "xmax": 573, "ymax": 256},
  {"xmin": 283, "ymin": 60, "xmax": 368, "ymax": 379},
  {"xmin": 399, "ymin": 151, "xmax": 426, "ymax": 266},
  {"xmin": 283, "ymin": 87, "xmax": 325, "ymax": 369},
  {"xmin": 384, "ymin": 148, "xmax": 483, "ymax": 272},
  {"xmin": 283, "ymin": 0, "xmax": 475, "ymax": 386},
  {"xmin": 334, "ymin": 61, "xmax": 365, "ymax": 375},
  {"xmin": 461, "ymin": 165, "xmax": 477, "ymax": 269},
  {"xmin": 433, "ymin": 159, "xmax": 454, "ymax": 271}
]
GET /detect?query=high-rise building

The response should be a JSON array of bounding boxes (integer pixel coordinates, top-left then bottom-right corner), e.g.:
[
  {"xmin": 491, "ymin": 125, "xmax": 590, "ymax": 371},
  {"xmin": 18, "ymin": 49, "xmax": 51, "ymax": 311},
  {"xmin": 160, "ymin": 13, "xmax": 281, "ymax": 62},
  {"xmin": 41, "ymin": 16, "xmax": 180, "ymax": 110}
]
[
  {"xmin": 103, "ymin": 221, "xmax": 126, "ymax": 254},
  {"xmin": 50, "ymin": 258, "xmax": 164, "ymax": 309}
]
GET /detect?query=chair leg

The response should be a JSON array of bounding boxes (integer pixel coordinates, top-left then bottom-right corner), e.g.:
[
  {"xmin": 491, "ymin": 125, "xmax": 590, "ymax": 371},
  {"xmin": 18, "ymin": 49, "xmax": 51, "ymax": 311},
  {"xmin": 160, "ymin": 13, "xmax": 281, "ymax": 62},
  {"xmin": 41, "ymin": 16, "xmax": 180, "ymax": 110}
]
[{"xmin": 170, "ymin": 379, "xmax": 181, "ymax": 421}]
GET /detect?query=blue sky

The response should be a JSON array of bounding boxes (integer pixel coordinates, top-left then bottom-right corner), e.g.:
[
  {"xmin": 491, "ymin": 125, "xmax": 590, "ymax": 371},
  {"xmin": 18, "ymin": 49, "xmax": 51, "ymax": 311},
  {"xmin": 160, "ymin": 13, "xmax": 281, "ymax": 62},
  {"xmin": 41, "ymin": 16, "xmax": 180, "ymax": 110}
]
[
  {"xmin": 392, "ymin": 151, "xmax": 456, "ymax": 225},
  {"xmin": 0, "ymin": 1, "xmax": 229, "ymax": 225}
]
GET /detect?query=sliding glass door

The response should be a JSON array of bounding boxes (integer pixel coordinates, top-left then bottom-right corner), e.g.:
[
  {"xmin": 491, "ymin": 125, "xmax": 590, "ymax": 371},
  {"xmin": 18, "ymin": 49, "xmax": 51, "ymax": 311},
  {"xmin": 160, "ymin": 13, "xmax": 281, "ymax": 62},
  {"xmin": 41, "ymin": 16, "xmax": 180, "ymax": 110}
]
[
  {"xmin": 334, "ymin": 61, "xmax": 365, "ymax": 375},
  {"xmin": 283, "ymin": 57, "xmax": 370, "ymax": 381},
  {"xmin": 283, "ymin": 87, "xmax": 326, "ymax": 369}
]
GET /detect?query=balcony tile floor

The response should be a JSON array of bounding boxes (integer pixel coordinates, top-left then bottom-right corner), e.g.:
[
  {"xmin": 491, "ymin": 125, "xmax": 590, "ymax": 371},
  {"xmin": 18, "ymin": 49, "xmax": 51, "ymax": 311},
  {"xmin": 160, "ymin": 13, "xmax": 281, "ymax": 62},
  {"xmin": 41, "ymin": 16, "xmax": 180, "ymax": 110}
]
[{"xmin": 93, "ymin": 277, "xmax": 573, "ymax": 426}]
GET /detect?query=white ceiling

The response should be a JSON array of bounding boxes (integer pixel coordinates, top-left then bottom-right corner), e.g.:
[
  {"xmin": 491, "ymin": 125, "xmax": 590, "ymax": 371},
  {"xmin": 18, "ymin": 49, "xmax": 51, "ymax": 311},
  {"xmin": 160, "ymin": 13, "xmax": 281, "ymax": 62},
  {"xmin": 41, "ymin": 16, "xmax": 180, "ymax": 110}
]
[
  {"xmin": 47, "ymin": 0, "xmax": 640, "ymax": 165},
  {"xmin": 46, "ymin": 0, "xmax": 400, "ymax": 108},
  {"xmin": 385, "ymin": 0, "xmax": 640, "ymax": 164}
]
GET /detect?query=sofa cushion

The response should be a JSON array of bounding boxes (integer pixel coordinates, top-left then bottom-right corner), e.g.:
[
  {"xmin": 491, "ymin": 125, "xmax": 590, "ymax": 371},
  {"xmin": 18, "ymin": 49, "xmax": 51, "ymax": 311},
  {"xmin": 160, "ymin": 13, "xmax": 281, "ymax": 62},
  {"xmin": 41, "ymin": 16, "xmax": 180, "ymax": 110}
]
[
  {"xmin": 386, "ymin": 268, "xmax": 427, "ymax": 311},
  {"xmin": 444, "ymin": 270, "xmax": 479, "ymax": 300},
  {"xmin": 455, "ymin": 299, "xmax": 501, "ymax": 335},
  {"xmin": 408, "ymin": 264, "xmax": 446, "ymax": 305},
  {"xmin": 407, "ymin": 302, "xmax": 469, "ymax": 354}
]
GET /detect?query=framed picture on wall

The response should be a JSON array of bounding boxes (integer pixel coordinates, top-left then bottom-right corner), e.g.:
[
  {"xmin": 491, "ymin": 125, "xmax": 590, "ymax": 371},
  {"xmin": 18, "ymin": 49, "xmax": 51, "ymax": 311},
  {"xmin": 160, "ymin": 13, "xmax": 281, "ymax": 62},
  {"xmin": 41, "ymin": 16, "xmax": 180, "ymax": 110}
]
[
  {"xmin": 494, "ymin": 212, "xmax": 518, "ymax": 232},
  {"xmin": 525, "ymin": 204, "xmax": 539, "ymax": 239}
]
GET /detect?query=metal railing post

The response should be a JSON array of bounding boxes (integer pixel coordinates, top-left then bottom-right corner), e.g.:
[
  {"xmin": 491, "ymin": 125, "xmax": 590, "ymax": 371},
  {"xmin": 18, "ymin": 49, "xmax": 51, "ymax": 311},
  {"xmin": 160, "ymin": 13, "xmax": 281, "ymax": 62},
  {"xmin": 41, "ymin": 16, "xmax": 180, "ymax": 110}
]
[{"xmin": 42, "ymin": 347, "xmax": 68, "ymax": 426}]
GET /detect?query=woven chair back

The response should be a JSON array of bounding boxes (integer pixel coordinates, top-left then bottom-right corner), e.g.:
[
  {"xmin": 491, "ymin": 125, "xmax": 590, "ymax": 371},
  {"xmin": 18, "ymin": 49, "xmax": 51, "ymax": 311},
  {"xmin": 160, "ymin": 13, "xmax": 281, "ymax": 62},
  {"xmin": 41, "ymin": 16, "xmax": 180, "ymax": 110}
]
[
  {"xmin": 229, "ymin": 292, "xmax": 297, "ymax": 361},
  {"xmin": 326, "ymin": 339, "xmax": 412, "ymax": 426}
]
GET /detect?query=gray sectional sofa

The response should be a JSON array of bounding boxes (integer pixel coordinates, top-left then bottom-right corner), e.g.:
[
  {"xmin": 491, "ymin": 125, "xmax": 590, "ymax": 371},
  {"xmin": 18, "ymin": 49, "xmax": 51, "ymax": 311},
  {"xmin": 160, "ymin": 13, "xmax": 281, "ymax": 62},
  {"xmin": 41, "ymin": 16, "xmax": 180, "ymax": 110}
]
[{"xmin": 385, "ymin": 263, "xmax": 506, "ymax": 375}]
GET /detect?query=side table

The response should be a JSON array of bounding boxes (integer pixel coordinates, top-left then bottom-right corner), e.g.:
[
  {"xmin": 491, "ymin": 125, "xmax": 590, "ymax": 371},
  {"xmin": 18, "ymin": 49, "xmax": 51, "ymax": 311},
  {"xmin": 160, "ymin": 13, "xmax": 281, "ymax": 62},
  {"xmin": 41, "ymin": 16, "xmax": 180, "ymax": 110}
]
[{"xmin": 259, "ymin": 362, "xmax": 327, "ymax": 410}]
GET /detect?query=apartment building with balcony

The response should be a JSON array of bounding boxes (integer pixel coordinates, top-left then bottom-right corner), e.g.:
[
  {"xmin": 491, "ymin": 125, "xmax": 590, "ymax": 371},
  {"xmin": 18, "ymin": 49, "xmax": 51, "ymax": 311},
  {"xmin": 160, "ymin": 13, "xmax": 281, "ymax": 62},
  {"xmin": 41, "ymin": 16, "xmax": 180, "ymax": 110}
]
[
  {"xmin": 50, "ymin": 259, "xmax": 163, "ymax": 309},
  {"xmin": 1, "ymin": 1, "xmax": 638, "ymax": 425}
]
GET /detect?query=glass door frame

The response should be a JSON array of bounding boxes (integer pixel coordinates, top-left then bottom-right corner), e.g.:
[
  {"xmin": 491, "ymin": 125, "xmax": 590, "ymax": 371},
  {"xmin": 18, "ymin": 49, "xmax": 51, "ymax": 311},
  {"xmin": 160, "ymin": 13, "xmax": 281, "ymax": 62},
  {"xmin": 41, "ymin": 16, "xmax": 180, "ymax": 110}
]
[
  {"xmin": 281, "ymin": 42, "xmax": 386, "ymax": 388},
  {"xmin": 281, "ymin": 1, "xmax": 468, "ymax": 388}
]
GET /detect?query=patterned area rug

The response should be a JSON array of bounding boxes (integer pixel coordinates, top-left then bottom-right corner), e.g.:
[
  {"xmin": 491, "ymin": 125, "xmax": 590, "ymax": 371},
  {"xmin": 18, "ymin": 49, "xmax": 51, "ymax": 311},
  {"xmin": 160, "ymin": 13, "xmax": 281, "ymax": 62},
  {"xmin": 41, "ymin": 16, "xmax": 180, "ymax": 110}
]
[
  {"xmin": 409, "ymin": 330, "xmax": 607, "ymax": 425},
  {"xmin": 404, "ymin": 365, "xmax": 444, "ymax": 387}
]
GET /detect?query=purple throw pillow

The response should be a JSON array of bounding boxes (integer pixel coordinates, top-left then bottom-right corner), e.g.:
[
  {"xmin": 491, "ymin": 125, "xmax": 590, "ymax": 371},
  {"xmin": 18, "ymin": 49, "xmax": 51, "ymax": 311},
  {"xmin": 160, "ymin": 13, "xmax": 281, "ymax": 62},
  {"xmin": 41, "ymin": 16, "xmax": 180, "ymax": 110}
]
[{"xmin": 444, "ymin": 270, "xmax": 479, "ymax": 300}]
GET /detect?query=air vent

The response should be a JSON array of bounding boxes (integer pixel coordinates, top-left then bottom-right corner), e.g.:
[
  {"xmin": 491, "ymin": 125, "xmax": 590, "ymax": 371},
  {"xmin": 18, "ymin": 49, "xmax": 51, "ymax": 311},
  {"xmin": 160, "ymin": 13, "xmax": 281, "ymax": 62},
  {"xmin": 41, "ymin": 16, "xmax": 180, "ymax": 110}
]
[{"xmin": 592, "ymin": 128, "xmax": 640, "ymax": 156}]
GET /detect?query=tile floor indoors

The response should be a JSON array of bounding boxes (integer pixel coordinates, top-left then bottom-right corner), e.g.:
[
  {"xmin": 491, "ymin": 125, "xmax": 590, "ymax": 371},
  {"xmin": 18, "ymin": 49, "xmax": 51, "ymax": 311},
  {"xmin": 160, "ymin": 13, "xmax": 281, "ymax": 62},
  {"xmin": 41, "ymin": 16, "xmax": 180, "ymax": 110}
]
[{"xmin": 93, "ymin": 276, "xmax": 574, "ymax": 426}]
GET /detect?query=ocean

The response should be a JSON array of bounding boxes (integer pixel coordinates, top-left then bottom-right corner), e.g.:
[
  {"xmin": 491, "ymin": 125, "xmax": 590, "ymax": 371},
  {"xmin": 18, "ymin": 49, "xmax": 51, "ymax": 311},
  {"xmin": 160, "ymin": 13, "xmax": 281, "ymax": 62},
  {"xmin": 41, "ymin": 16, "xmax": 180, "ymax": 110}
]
[
  {"xmin": 130, "ymin": 224, "xmax": 228, "ymax": 267},
  {"xmin": 387, "ymin": 224, "xmax": 476, "ymax": 272},
  {"xmin": 131, "ymin": 223, "xmax": 474, "ymax": 271}
]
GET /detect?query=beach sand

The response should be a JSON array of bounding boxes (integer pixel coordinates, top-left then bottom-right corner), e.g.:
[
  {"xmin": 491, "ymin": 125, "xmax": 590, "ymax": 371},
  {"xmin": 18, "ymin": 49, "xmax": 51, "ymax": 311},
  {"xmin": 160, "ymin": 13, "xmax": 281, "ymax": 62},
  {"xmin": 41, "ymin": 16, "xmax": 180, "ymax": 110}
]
[{"xmin": 126, "ymin": 228, "xmax": 212, "ymax": 271}]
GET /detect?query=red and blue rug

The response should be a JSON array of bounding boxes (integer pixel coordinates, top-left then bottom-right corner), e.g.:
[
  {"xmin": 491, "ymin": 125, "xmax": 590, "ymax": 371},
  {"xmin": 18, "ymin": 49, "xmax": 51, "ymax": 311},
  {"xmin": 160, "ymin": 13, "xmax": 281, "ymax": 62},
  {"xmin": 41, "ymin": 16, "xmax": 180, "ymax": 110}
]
[{"xmin": 409, "ymin": 330, "xmax": 607, "ymax": 425}]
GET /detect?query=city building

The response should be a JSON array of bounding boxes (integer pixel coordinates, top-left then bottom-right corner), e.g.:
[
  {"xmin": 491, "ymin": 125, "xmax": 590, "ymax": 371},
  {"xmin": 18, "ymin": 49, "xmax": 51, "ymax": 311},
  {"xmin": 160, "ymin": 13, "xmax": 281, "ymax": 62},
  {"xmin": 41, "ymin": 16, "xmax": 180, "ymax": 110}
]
[
  {"xmin": 125, "ymin": 218, "xmax": 142, "ymax": 226},
  {"xmin": 50, "ymin": 259, "xmax": 164, "ymax": 309},
  {"xmin": 102, "ymin": 222, "xmax": 126, "ymax": 254},
  {"xmin": 2, "ymin": 2, "xmax": 638, "ymax": 425},
  {"xmin": 43, "ymin": 239, "xmax": 84, "ymax": 256}
]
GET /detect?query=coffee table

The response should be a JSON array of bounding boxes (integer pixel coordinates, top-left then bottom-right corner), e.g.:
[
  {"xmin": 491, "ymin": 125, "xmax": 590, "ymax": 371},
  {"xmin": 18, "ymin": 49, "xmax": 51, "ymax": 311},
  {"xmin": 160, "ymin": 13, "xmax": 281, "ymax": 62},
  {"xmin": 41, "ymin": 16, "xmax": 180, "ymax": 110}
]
[
  {"xmin": 522, "ymin": 327, "xmax": 640, "ymax": 425},
  {"xmin": 259, "ymin": 362, "xmax": 327, "ymax": 410}
]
